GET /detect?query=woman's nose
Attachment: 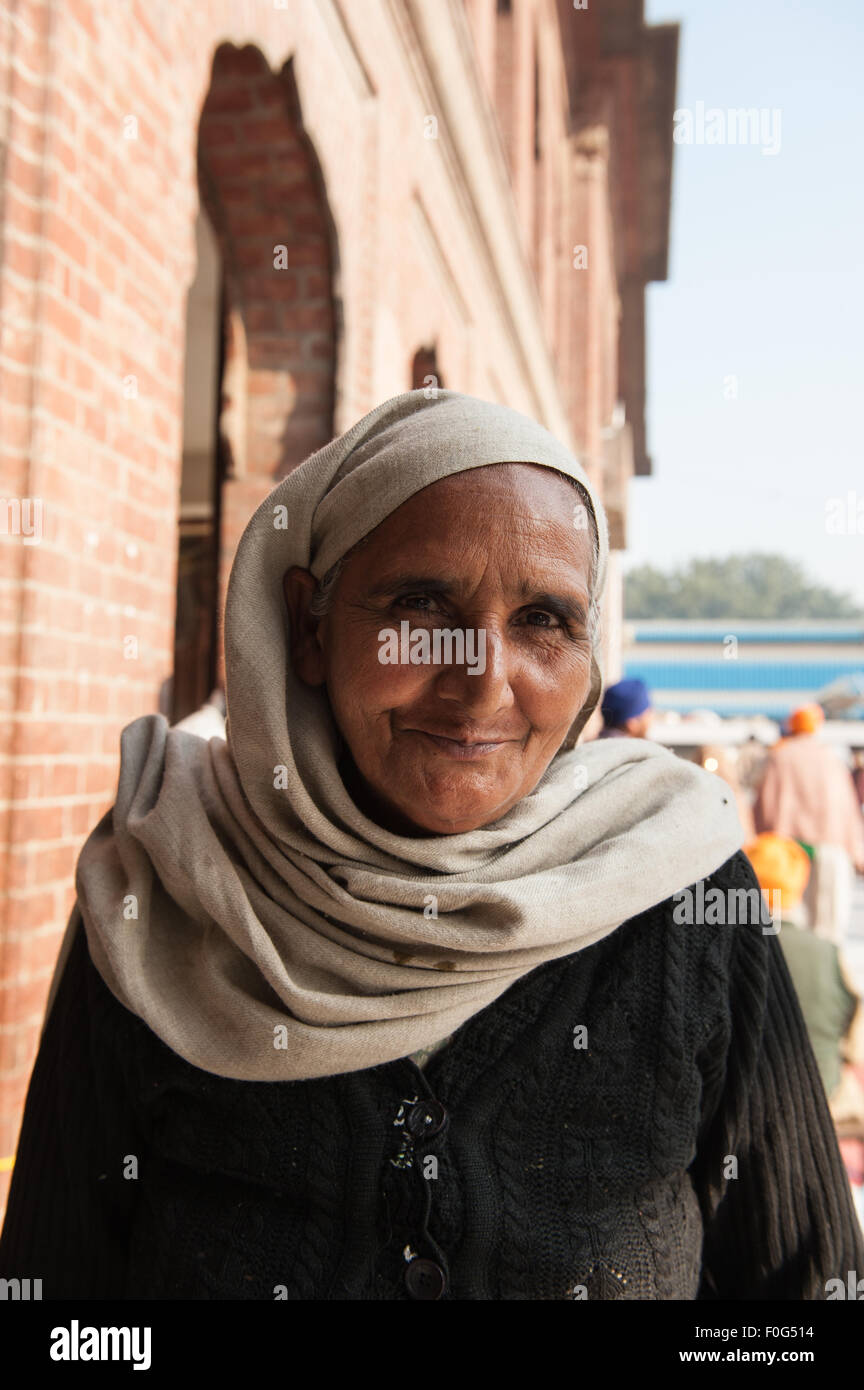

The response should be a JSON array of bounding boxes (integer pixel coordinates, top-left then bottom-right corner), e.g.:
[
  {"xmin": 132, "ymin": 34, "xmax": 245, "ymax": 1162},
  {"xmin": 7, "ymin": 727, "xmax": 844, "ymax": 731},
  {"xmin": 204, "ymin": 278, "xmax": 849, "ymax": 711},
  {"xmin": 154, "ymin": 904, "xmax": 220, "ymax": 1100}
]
[{"xmin": 432, "ymin": 626, "xmax": 515, "ymax": 713}]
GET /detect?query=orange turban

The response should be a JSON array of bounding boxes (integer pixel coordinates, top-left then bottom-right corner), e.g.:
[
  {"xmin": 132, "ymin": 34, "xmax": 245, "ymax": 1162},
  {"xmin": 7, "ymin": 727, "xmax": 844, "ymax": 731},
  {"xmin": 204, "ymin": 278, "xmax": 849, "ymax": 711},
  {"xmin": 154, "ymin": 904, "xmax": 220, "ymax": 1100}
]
[
  {"xmin": 744, "ymin": 832, "xmax": 811, "ymax": 911},
  {"xmin": 787, "ymin": 703, "xmax": 825, "ymax": 735}
]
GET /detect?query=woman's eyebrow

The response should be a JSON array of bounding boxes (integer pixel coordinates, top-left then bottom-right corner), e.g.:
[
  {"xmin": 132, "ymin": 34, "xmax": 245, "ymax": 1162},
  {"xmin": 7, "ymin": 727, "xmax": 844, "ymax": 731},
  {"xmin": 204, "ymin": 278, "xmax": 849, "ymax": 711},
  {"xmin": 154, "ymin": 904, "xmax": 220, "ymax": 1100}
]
[
  {"xmin": 365, "ymin": 574, "xmax": 589, "ymax": 624},
  {"xmin": 365, "ymin": 574, "xmax": 454, "ymax": 598}
]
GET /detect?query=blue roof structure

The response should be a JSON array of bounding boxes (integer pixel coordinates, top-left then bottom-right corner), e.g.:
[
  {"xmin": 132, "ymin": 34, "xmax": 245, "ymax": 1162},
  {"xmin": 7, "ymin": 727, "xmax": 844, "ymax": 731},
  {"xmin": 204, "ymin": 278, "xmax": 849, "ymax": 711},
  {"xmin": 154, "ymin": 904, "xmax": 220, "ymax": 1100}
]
[{"xmin": 622, "ymin": 620, "xmax": 864, "ymax": 721}]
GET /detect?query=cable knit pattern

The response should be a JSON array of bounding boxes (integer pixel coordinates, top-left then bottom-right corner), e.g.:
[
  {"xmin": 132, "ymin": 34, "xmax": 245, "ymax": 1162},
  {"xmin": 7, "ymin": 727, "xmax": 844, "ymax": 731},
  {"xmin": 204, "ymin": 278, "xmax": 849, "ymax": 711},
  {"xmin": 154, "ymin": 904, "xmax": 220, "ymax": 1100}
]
[{"xmin": 1, "ymin": 850, "xmax": 862, "ymax": 1300}]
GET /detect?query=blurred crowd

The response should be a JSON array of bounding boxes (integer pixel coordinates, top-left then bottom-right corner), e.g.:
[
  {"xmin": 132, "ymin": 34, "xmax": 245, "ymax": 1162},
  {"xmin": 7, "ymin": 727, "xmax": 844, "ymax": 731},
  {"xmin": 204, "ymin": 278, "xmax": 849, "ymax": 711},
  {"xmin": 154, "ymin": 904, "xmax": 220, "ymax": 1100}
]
[{"xmin": 597, "ymin": 678, "xmax": 864, "ymax": 1228}]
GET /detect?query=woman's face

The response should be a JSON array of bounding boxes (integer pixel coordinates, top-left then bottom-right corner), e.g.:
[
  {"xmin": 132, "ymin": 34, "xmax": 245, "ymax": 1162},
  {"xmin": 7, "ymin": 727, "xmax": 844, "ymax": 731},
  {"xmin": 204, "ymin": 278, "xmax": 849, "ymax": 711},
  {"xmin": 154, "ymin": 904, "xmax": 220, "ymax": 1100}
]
[{"xmin": 284, "ymin": 463, "xmax": 595, "ymax": 835}]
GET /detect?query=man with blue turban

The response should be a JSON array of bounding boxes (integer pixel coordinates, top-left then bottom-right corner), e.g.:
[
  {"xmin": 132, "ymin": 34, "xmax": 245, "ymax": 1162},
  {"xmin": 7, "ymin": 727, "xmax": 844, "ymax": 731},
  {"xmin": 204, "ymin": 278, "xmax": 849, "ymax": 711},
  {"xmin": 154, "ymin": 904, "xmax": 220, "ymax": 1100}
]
[{"xmin": 597, "ymin": 677, "xmax": 654, "ymax": 740}]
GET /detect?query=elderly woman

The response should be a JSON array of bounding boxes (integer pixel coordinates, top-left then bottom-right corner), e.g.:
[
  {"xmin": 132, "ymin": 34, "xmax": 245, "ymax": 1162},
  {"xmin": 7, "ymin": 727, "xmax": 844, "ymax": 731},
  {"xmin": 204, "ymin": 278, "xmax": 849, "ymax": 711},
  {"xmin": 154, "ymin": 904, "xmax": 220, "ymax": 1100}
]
[{"xmin": 1, "ymin": 390, "xmax": 862, "ymax": 1300}]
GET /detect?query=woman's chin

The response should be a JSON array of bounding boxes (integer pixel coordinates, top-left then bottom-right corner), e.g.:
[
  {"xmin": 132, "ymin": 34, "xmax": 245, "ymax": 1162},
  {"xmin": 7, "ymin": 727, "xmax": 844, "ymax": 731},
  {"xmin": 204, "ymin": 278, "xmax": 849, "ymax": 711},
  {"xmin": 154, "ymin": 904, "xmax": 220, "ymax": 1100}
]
[
  {"xmin": 384, "ymin": 774, "xmax": 518, "ymax": 834},
  {"xmin": 344, "ymin": 746, "xmax": 524, "ymax": 834}
]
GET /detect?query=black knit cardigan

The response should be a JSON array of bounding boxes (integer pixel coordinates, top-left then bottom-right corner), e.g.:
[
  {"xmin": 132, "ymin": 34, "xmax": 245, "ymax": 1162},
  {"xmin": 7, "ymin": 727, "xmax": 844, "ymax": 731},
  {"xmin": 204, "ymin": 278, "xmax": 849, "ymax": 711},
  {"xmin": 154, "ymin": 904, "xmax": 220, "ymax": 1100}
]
[{"xmin": 1, "ymin": 849, "xmax": 861, "ymax": 1300}]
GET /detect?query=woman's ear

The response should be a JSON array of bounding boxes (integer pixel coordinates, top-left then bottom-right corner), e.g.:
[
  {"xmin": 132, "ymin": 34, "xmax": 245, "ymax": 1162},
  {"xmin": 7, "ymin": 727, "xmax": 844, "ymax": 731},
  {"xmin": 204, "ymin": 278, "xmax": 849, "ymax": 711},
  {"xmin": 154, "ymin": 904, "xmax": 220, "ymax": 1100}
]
[{"xmin": 282, "ymin": 567, "xmax": 327, "ymax": 686}]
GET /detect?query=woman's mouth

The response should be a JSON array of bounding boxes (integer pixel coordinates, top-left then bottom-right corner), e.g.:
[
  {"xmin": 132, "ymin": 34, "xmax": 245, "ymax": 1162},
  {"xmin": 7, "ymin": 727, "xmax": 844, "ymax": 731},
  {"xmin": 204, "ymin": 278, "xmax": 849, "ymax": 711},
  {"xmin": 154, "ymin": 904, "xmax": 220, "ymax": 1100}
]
[{"xmin": 406, "ymin": 729, "xmax": 510, "ymax": 760}]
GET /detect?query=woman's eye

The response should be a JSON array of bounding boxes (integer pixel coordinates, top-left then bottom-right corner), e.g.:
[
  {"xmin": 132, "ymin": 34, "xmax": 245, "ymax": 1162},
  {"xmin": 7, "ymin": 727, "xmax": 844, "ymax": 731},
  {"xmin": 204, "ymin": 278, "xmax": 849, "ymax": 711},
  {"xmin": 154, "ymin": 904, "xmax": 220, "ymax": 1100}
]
[
  {"xmin": 395, "ymin": 593, "xmax": 439, "ymax": 613},
  {"xmin": 522, "ymin": 609, "xmax": 562, "ymax": 629}
]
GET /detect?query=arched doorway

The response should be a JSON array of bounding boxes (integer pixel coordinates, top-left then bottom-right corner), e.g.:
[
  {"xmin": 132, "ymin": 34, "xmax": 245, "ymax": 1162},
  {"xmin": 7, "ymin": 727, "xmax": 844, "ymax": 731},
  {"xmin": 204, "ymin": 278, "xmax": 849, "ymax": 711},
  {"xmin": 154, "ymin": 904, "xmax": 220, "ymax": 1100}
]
[
  {"xmin": 172, "ymin": 43, "xmax": 340, "ymax": 721},
  {"xmin": 171, "ymin": 206, "xmax": 225, "ymax": 724}
]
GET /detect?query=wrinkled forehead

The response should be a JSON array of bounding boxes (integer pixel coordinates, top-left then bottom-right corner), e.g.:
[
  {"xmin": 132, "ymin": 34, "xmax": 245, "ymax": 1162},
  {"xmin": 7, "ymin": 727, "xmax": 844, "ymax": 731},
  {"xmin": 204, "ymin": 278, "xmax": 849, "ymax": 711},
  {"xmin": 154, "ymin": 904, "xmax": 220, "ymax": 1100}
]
[{"xmin": 342, "ymin": 465, "xmax": 593, "ymax": 566}]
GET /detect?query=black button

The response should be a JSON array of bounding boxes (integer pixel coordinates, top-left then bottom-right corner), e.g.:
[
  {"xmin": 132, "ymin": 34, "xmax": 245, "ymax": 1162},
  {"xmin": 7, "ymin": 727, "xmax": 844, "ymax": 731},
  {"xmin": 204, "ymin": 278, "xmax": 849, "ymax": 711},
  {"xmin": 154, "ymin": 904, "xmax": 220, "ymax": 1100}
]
[
  {"xmin": 404, "ymin": 1258, "xmax": 446, "ymax": 1300},
  {"xmin": 406, "ymin": 1099, "xmax": 447, "ymax": 1138}
]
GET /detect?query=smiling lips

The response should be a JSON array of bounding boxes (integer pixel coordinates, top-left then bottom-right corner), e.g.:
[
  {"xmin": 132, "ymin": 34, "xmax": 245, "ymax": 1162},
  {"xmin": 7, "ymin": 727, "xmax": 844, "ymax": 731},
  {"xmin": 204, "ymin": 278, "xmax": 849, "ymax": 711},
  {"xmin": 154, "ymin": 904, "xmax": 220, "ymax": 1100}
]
[{"xmin": 405, "ymin": 728, "xmax": 515, "ymax": 760}]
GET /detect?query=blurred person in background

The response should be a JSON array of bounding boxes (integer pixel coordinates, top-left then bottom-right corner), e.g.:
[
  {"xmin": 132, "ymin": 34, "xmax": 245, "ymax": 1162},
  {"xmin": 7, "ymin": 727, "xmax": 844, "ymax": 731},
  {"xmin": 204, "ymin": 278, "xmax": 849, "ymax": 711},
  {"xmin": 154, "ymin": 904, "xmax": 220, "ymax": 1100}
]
[
  {"xmin": 745, "ymin": 832, "xmax": 864, "ymax": 1231},
  {"xmin": 736, "ymin": 734, "xmax": 771, "ymax": 796},
  {"xmin": 745, "ymin": 833, "xmax": 862, "ymax": 1104},
  {"xmin": 754, "ymin": 703, "xmax": 864, "ymax": 945},
  {"xmin": 596, "ymin": 677, "xmax": 653, "ymax": 740},
  {"xmin": 694, "ymin": 744, "xmax": 754, "ymax": 839},
  {"xmin": 852, "ymin": 749, "xmax": 864, "ymax": 812}
]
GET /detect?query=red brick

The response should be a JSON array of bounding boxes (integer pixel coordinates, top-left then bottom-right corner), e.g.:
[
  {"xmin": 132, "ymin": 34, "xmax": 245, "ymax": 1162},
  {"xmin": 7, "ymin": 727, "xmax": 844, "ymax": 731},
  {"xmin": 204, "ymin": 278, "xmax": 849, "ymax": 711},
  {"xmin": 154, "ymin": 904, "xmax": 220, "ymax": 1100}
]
[{"xmin": 0, "ymin": 0, "xmax": 659, "ymax": 1229}]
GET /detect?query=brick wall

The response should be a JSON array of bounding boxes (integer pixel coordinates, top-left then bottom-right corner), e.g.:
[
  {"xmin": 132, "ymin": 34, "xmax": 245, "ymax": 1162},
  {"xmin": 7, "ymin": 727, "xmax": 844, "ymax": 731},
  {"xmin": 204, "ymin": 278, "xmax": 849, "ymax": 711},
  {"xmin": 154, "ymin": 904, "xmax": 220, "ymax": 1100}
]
[{"xmin": 0, "ymin": 0, "xmax": 671, "ymax": 1212}]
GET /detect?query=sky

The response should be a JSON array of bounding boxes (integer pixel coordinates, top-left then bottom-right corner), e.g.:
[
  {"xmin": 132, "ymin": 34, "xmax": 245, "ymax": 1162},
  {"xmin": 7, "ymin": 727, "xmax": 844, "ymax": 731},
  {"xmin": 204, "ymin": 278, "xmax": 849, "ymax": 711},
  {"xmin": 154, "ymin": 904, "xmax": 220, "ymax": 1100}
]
[{"xmin": 631, "ymin": 0, "xmax": 864, "ymax": 608}]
